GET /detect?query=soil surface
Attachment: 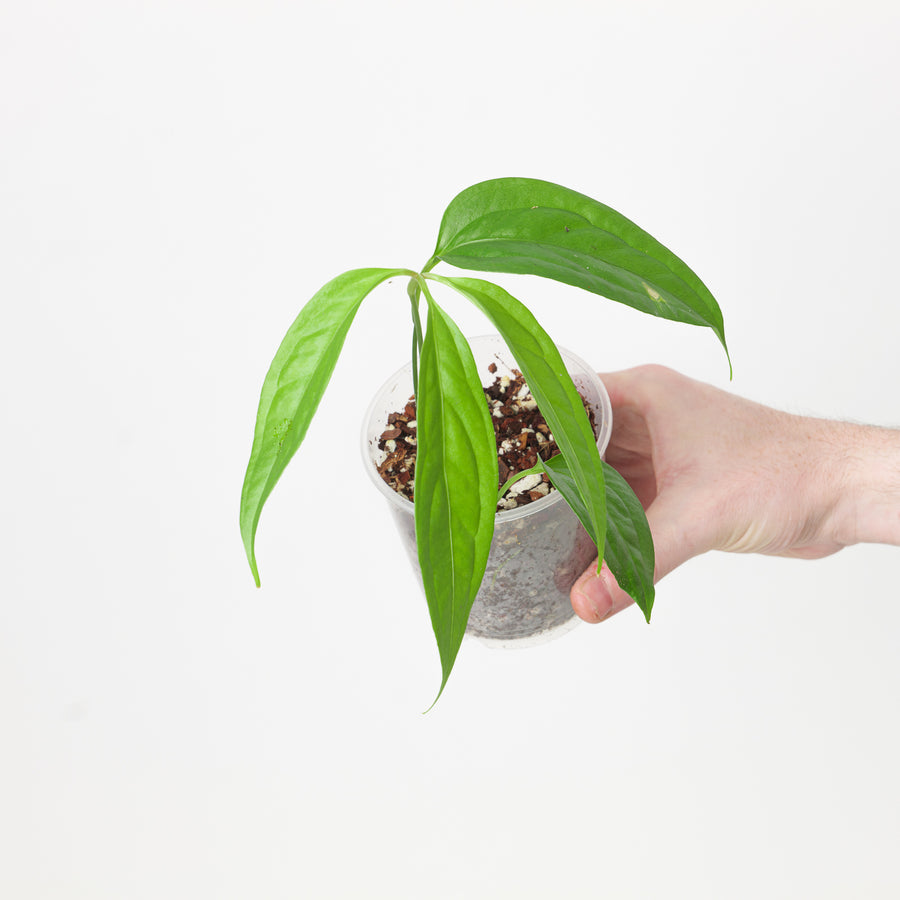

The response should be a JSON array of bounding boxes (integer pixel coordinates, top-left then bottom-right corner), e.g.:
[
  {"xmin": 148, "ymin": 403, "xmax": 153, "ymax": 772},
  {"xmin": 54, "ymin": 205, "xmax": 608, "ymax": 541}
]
[{"xmin": 376, "ymin": 366, "xmax": 597, "ymax": 512}]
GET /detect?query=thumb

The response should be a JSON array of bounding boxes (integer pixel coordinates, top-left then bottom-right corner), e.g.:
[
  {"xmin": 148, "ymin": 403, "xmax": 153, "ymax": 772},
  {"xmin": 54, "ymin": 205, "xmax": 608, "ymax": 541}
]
[
  {"xmin": 570, "ymin": 490, "xmax": 716, "ymax": 623},
  {"xmin": 570, "ymin": 559, "xmax": 628, "ymax": 623}
]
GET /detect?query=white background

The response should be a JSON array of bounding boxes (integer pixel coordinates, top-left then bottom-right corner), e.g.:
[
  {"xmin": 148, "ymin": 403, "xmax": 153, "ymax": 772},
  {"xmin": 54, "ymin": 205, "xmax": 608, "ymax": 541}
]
[{"xmin": 2, "ymin": 1, "xmax": 899, "ymax": 897}]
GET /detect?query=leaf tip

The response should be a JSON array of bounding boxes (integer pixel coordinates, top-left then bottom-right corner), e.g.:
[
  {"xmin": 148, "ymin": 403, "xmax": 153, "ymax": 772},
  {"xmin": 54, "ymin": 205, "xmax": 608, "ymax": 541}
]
[
  {"xmin": 244, "ymin": 539, "xmax": 262, "ymax": 587},
  {"xmin": 422, "ymin": 678, "xmax": 448, "ymax": 715},
  {"xmin": 718, "ymin": 331, "xmax": 733, "ymax": 381}
]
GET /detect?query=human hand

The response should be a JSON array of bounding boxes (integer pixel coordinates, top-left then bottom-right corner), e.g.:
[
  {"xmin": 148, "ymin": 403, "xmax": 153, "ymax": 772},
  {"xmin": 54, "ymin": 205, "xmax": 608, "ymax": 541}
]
[{"xmin": 571, "ymin": 365, "xmax": 900, "ymax": 623}]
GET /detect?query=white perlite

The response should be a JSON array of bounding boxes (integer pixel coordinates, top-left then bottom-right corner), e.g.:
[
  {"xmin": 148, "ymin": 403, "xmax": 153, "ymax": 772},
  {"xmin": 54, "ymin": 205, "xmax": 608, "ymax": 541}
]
[{"xmin": 509, "ymin": 473, "xmax": 543, "ymax": 495}]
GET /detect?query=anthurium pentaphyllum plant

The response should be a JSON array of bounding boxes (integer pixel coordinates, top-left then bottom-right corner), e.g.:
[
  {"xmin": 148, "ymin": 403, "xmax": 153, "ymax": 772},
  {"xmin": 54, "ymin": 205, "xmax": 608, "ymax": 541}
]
[{"xmin": 240, "ymin": 177, "xmax": 728, "ymax": 703}]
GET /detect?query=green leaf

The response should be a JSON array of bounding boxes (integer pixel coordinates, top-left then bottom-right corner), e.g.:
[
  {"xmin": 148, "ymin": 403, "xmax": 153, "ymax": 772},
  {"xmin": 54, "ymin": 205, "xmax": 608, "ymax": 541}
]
[
  {"xmin": 427, "ymin": 273, "xmax": 607, "ymax": 565},
  {"xmin": 240, "ymin": 267, "xmax": 407, "ymax": 585},
  {"xmin": 539, "ymin": 455, "xmax": 655, "ymax": 622},
  {"xmin": 415, "ymin": 294, "xmax": 498, "ymax": 704},
  {"xmin": 432, "ymin": 177, "xmax": 729, "ymax": 367}
]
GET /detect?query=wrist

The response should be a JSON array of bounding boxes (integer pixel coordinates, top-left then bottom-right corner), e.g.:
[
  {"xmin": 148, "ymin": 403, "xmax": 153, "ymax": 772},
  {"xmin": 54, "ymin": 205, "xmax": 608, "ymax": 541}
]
[{"xmin": 830, "ymin": 423, "xmax": 900, "ymax": 548}]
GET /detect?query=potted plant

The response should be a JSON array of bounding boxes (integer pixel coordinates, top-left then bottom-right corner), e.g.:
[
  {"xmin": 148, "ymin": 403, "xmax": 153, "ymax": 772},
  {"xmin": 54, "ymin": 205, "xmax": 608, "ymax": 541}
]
[
  {"xmin": 361, "ymin": 333, "xmax": 614, "ymax": 652},
  {"xmin": 240, "ymin": 177, "xmax": 728, "ymax": 704}
]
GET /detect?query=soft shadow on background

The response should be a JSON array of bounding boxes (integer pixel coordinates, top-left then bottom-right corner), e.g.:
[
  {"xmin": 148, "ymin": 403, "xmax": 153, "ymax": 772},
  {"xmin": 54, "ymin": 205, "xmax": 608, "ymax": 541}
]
[{"xmin": 2, "ymin": 2, "xmax": 898, "ymax": 898}]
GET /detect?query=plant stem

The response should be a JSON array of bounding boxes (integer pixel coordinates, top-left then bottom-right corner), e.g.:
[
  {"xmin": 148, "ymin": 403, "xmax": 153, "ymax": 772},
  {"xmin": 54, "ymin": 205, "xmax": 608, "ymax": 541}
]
[
  {"xmin": 410, "ymin": 328, "xmax": 419, "ymax": 397},
  {"xmin": 497, "ymin": 460, "xmax": 547, "ymax": 503},
  {"xmin": 407, "ymin": 278, "xmax": 424, "ymax": 396}
]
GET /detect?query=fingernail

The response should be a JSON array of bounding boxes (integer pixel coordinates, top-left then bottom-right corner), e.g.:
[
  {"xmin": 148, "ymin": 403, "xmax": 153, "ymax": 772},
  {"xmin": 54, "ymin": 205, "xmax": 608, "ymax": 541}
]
[{"xmin": 575, "ymin": 570, "xmax": 613, "ymax": 622}]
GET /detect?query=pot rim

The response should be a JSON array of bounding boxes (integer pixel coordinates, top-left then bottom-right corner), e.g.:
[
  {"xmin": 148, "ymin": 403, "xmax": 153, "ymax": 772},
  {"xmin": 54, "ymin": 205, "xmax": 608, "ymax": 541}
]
[{"xmin": 360, "ymin": 334, "xmax": 612, "ymax": 522}]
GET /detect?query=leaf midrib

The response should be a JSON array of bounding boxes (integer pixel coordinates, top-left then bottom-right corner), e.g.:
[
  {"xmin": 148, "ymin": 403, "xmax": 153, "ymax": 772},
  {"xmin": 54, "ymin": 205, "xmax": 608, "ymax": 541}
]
[{"xmin": 430, "ymin": 331, "xmax": 458, "ymax": 646}]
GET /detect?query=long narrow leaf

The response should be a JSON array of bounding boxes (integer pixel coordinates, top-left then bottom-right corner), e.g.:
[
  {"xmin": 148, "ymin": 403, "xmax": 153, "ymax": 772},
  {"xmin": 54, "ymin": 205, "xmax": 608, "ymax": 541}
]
[
  {"xmin": 240, "ymin": 268, "xmax": 407, "ymax": 585},
  {"xmin": 540, "ymin": 455, "xmax": 655, "ymax": 621},
  {"xmin": 415, "ymin": 296, "xmax": 498, "ymax": 704},
  {"xmin": 432, "ymin": 177, "xmax": 728, "ymax": 364},
  {"xmin": 427, "ymin": 273, "xmax": 607, "ymax": 566}
]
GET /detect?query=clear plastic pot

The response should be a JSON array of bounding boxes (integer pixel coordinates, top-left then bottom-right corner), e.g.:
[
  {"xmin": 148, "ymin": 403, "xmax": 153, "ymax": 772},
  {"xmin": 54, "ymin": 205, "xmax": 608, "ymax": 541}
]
[{"xmin": 361, "ymin": 335, "xmax": 612, "ymax": 648}]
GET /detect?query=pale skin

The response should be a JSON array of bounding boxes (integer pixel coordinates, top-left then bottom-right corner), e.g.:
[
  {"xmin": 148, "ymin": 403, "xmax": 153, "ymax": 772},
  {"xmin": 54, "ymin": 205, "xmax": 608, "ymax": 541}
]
[{"xmin": 570, "ymin": 365, "xmax": 900, "ymax": 623}]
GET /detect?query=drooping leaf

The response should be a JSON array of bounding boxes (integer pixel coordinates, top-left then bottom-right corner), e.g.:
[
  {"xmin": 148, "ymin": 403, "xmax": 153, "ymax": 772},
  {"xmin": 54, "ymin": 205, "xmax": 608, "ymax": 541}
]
[
  {"xmin": 428, "ymin": 273, "xmax": 607, "ymax": 565},
  {"xmin": 539, "ymin": 455, "xmax": 655, "ymax": 622},
  {"xmin": 431, "ymin": 177, "xmax": 728, "ymax": 366},
  {"xmin": 415, "ymin": 295, "xmax": 498, "ymax": 704},
  {"xmin": 240, "ymin": 267, "xmax": 407, "ymax": 585}
]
